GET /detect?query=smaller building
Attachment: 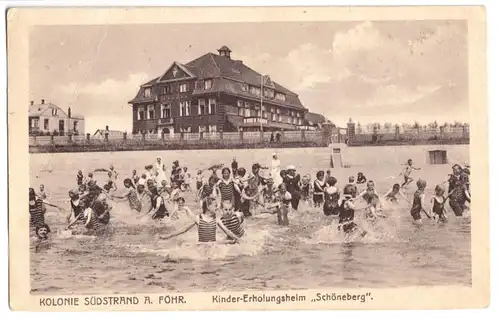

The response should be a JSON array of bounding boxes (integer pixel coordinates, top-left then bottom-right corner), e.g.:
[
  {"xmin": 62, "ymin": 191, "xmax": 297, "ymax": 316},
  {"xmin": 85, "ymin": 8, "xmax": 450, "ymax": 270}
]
[
  {"xmin": 29, "ymin": 99, "xmax": 85, "ymax": 136},
  {"xmin": 93, "ymin": 127, "xmax": 124, "ymax": 140},
  {"xmin": 298, "ymin": 112, "xmax": 328, "ymax": 131}
]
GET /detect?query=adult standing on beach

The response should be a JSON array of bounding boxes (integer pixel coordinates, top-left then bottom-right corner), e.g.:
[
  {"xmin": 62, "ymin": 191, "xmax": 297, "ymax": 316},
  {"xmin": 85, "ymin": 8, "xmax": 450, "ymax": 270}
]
[
  {"xmin": 231, "ymin": 158, "xmax": 238, "ymax": 176},
  {"xmin": 271, "ymin": 152, "xmax": 282, "ymax": 186}
]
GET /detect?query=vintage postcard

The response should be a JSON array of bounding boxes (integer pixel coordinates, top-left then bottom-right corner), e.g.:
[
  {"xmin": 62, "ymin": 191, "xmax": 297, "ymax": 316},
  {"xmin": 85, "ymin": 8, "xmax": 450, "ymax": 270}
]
[{"xmin": 8, "ymin": 6, "xmax": 488, "ymax": 311}]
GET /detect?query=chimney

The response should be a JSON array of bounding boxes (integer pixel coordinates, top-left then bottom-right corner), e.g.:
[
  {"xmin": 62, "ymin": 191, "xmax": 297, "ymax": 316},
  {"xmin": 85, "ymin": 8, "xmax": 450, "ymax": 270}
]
[
  {"xmin": 30, "ymin": 101, "xmax": 34, "ymax": 106},
  {"xmin": 68, "ymin": 107, "xmax": 72, "ymax": 118},
  {"xmin": 41, "ymin": 99, "xmax": 45, "ymax": 104}
]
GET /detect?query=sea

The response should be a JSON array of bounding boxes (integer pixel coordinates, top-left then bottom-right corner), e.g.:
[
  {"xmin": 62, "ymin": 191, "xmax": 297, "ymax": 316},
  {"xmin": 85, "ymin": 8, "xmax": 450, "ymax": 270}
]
[{"xmin": 29, "ymin": 145, "xmax": 471, "ymax": 294}]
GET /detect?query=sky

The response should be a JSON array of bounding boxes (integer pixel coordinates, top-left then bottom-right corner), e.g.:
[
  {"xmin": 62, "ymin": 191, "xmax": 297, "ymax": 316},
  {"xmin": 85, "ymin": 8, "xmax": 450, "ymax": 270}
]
[{"xmin": 29, "ymin": 20, "xmax": 469, "ymax": 133}]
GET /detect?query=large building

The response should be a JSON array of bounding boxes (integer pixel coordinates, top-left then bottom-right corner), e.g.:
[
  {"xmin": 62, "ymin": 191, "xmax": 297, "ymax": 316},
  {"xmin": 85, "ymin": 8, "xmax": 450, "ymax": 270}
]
[
  {"xmin": 129, "ymin": 46, "xmax": 309, "ymax": 134},
  {"xmin": 28, "ymin": 99, "xmax": 85, "ymax": 136}
]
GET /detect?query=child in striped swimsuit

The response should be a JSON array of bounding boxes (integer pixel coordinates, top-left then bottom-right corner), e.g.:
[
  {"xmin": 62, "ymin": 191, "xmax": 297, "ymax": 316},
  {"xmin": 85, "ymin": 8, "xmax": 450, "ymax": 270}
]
[
  {"xmin": 220, "ymin": 200, "xmax": 245, "ymax": 240},
  {"xmin": 218, "ymin": 168, "xmax": 238, "ymax": 207},
  {"xmin": 159, "ymin": 197, "xmax": 240, "ymax": 243},
  {"xmin": 111, "ymin": 178, "xmax": 142, "ymax": 213}
]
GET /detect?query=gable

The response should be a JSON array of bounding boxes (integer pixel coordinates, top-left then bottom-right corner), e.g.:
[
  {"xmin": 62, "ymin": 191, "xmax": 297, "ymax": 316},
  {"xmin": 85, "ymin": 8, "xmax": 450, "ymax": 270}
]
[
  {"xmin": 262, "ymin": 75, "xmax": 275, "ymax": 88},
  {"xmin": 158, "ymin": 62, "xmax": 195, "ymax": 82}
]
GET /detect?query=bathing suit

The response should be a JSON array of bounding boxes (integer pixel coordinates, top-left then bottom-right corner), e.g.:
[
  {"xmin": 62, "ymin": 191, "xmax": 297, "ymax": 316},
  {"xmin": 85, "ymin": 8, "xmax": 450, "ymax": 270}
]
[
  {"xmin": 29, "ymin": 198, "xmax": 46, "ymax": 229},
  {"xmin": 198, "ymin": 215, "xmax": 217, "ymax": 242},
  {"xmin": 151, "ymin": 195, "xmax": 168, "ymax": 219},
  {"xmin": 220, "ymin": 214, "xmax": 245, "ymax": 238},
  {"xmin": 70, "ymin": 199, "xmax": 85, "ymax": 220},
  {"xmin": 432, "ymin": 196, "xmax": 446, "ymax": 217},
  {"xmin": 313, "ymin": 180, "xmax": 325, "ymax": 206},
  {"xmin": 356, "ymin": 176, "xmax": 367, "ymax": 184},
  {"xmin": 93, "ymin": 200, "xmax": 111, "ymax": 225},
  {"xmin": 323, "ymin": 188, "xmax": 340, "ymax": 216},
  {"xmin": 219, "ymin": 179, "xmax": 235, "ymax": 204},
  {"xmin": 77, "ymin": 174, "xmax": 84, "ymax": 186},
  {"xmin": 410, "ymin": 189, "xmax": 424, "ymax": 220},
  {"xmin": 84, "ymin": 209, "xmax": 101, "ymax": 231},
  {"xmin": 338, "ymin": 199, "xmax": 357, "ymax": 233}
]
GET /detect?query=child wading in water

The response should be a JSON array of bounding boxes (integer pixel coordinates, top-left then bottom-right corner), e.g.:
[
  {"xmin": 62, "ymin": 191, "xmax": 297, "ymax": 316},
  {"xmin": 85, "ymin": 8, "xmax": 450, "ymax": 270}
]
[
  {"xmin": 323, "ymin": 177, "xmax": 340, "ymax": 216},
  {"xmin": 401, "ymin": 159, "xmax": 421, "ymax": 188},
  {"xmin": 337, "ymin": 194, "xmax": 367, "ymax": 241},
  {"xmin": 111, "ymin": 178, "xmax": 142, "ymax": 213},
  {"xmin": 354, "ymin": 180, "xmax": 384, "ymax": 219},
  {"xmin": 220, "ymin": 200, "xmax": 246, "ymax": 239},
  {"xmin": 264, "ymin": 183, "xmax": 292, "ymax": 226},
  {"xmin": 409, "ymin": 179, "xmax": 432, "ymax": 224},
  {"xmin": 430, "ymin": 185, "xmax": 451, "ymax": 223},
  {"xmin": 313, "ymin": 171, "xmax": 326, "ymax": 208},
  {"xmin": 383, "ymin": 183, "xmax": 410, "ymax": 204},
  {"xmin": 159, "ymin": 197, "xmax": 240, "ymax": 243}
]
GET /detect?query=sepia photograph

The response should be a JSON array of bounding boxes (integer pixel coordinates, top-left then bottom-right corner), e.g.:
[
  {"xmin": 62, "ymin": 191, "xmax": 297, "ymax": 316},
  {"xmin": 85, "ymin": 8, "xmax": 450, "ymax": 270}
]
[{"xmin": 8, "ymin": 6, "xmax": 489, "ymax": 311}]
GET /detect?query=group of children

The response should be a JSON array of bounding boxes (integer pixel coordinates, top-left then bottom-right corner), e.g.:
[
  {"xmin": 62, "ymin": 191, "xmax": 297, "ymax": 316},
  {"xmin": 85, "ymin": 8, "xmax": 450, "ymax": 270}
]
[{"xmin": 30, "ymin": 155, "xmax": 472, "ymax": 246}]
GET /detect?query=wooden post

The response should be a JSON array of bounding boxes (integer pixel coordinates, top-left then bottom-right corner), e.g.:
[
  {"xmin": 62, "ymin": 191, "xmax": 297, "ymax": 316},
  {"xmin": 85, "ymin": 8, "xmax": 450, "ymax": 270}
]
[
  {"xmin": 260, "ymin": 131, "xmax": 264, "ymax": 142},
  {"xmin": 239, "ymin": 130, "xmax": 244, "ymax": 143},
  {"xmin": 50, "ymin": 134, "xmax": 55, "ymax": 145},
  {"xmin": 86, "ymin": 133, "xmax": 90, "ymax": 142},
  {"xmin": 301, "ymin": 130, "xmax": 306, "ymax": 142}
]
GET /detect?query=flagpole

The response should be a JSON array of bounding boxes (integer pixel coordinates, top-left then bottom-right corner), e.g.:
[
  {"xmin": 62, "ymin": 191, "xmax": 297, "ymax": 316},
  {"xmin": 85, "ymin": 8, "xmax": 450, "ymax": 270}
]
[{"xmin": 260, "ymin": 75, "xmax": 264, "ymax": 132}]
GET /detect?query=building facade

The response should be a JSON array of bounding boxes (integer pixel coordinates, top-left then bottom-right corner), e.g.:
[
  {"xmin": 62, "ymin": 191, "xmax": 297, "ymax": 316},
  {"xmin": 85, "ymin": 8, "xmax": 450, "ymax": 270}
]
[
  {"xmin": 29, "ymin": 99, "xmax": 85, "ymax": 136},
  {"xmin": 129, "ymin": 46, "xmax": 309, "ymax": 134}
]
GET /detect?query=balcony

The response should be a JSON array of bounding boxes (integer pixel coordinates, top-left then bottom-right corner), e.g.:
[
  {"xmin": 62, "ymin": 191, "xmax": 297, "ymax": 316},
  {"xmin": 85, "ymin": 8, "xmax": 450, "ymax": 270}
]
[
  {"xmin": 243, "ymin": 117, "xmax": 268, "ymax": 124},
  {"xmin": 157, "ymin": 118, "xmax": 174, "ymax": 125}
]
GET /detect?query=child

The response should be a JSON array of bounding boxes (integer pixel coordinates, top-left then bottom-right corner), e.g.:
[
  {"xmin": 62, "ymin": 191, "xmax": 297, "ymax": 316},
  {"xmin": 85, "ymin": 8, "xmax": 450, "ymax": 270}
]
[
  {"xmin": 266, "ymin": 183, "xmax": 292, "ymax": 226},
  {"xmin": 218, "ymin": 167, "xmax": 238, "ymax": 206},
  {"xmin": 337, "ymin": 194, "xmax": 367, "ymax": 240},
  {"xmin": 144, "ymin": 187, "xmax": 169, "ymax": 220},
  {"xmin": 136, "ymin": 180, "xmax": 152, "ymax": 215},
  {"xmin": 313, "ymin": 171, "xmax": 326, "ymax": 208},
  {"xmin": 182, "ymin": 167, "xmax": 192, "ymax": 192},
  {"xmin": 76, "ymin": 170, "xmax": 84, "ymax": 186},
  {"xmin": 354, "ymin": 180, "xmax": 384, "ymax": 219},
  {"xmin": 233, "ymin": 167, "xmax": 246, "ymax": 212},
  {"xmin": 159, "ymin": 197, "xmax": 240, "ymax": 243},
  {"xmin": 430, "ymin": 185, "xmax": 449, "ymax": 223},
  {"xmin": 356, "ymin": 172, "xmax": 367, "ymax": 184},
  {"xmin": 323, "ymin": 177, "xmax": 340, "ymax": 216},
  {"xmin": 85, "ymin": 172, "xmax": 95, "ymax": 187},
  {"xmin": 343, "ymin": 176, "xmax": 358, "ymax": 198},
  {"xmin": 383, "ymin": 183, "xmax": 410, "ymax": 204},
  {"xmin": 29, "ymin": 187, "xmax": 61, "ymax": 232},
  {"xmin": 219, "ymin": 200, "xmax": 245, "ymax": 239},
  {"xmin": 409, "ymin": 179, "xmax": 431, "ymax": 223},
  {"xmin": 241, "ymin": 172, "xmax": 260, "ymax": 217},
  {"xmin": 67, "ymin": 189, "xmax": 86, "ymax": 223},
  {"xmin": 132, "ymin": 169, "xmax": 140, "ymax": 186},
  {"xmin": 32, "ymin": 224, "xmax": 51, "ymax": 250},
  {"xmin": 111, "ymin": 178, "xmax": 142, "ymax": 213},
  {"xmin": 67, "ymin": 207, "xmax": 105, "ymax": 235},
  {"xmin": 195, "ymin": 170, "xmax": 203, "ymax": 193},
  {"xmin": 300, "ymin": 174, "xmax": 312, "ymax": 204},
  {"xmin": 401, "ymin": 159, "xmax": 421, "ymax": 188}
]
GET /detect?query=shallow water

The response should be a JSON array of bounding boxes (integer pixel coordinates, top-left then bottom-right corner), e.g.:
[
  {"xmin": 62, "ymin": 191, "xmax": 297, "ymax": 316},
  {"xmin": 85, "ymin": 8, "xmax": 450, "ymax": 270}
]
[{"xmin": 29, "ymin": 146, "xmax": 471, "ymax": 294}]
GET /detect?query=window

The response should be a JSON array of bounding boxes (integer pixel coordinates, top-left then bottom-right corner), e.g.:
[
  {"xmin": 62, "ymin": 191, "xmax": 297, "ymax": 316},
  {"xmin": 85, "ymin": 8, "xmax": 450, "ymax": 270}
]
[
  {"xmin": 287, "ymin": 116, "xmax": 292, "ymax": 124},
  {"xmin": 181, "ymin": 101, "xmax": 191, "ymax": 117},
  {"xmin": 276, "ymin": 93, "xmax": 286, "ymax": 101},
  {"xmin": 180, "ymin": 126, "xmax": 192, "ymax": 133},
  {"xmin": 32, "ymin": 118, "xmax": 39, "ymax": 128},
  {"xmin": 44, "ymin": 119, "xmax": 49, "ymax": 130},
  {"xmin": 137, "ymin": 106, "xmax": 145, "ymax": 120},
  {"xmin": 244, "ymin": 108, "xmax": 251, "ymax": 117},
  {"xmin": 237, "ymin": 100, "xmax": 243, "ymax": 107},
  {"xmin": 198, "ymin": 99, "xmax": 206, "ymax": 115},
  {"xmin": 244, "ymin": 101, "xmax": 250, "ymax": 109},
  {"xmin": 238, "ymin": 108, "xmax": 245, "ymax": 116},
  {"xmin": 144, "ymin": 88, "xmax": 152, "ymax": 98},
  {"xmin": 256, "ymin": 110, "xmax": 261, "ymax": 117},
  {"xmin": 162, "ymin": 86, "xmax": 171, "ymax": 95},
  {"xmin": 292, "ymin": 111, "xmax": 296, "ymax": 117},
  {"xmin": 270, "ymin": 107, "xmax": 275, "ymax": 113},
  {"xmin": 250, "ymin": 86, "xmax": 261, "ymax": 96},
  {"xmin": 292, "ymin": 117, "xmax": 297, "ymax": 124},
  {"xmin": 208, "ymin": 125, "xmax": 218, "ymax": 133},
  {"xmin": 298, "ymin": 118, "xmax": 303, "ymax": 125},
  {"xmin": 242, "ymin": 84, "xmax": 248, "ymax": 92},
  {"xmin": 199, "ymin": 125, "xmax": 206, "ymax": 133},
  {"xmin": 179, "ymin": 83, "xmax": 187, "ymax": 93},
  {"xmin": 147, "ymin": 105, "xmax": 155, "ymax": 119},
  {"xmin": 204, "ymin": 79, "xmax": 213, "ymax": 90},
  {"xmin": 51, "ymin": 108, "xmax": 58, "ymax": 116},
  {"xmin": 264, "ymin": 88, "xmax": 275, "ymax": 98},
  {"xmin": 276, "ymin": 108, "xmax": 281, "ymax": 114},
  {"xmin": 209, "ymin": 99, "xmax": 216, "ymax": 114},
  {"xmin": 161, "ymin": 104, "xmax": 171, "ymax": 118},
  {"xmin": 272, "ymin": 114, "xmax": 277, "ymax": 121},
  {"xmin": 297, "ymin": 112, "xmax": 301, "ymax": 118},
  {"xmin": 278, "ymin": 115, "xmax": 282, "ymax": 122},
  {"xmin": 73, "ymin": 121, "xmax": 78, "ymax": 131},
  {"xmin": 262, "ymin": 111, "xmax": 268, "ymax": 119}
]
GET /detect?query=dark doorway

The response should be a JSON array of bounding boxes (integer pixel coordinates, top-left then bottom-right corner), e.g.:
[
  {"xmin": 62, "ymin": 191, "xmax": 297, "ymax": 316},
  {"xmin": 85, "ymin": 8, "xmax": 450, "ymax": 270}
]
[
  {"xmin": 162, "ymin": 128, "xmax": 170, "ymax": 134},
  {"xmin": 59, "ymin": 120, "xmax": 65, "ymax": 135}
]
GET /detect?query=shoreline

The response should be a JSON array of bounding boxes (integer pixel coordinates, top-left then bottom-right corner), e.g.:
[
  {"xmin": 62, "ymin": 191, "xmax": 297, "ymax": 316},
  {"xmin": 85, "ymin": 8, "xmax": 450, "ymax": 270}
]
[{"xmin": 29, "ymin": 139, "xmax": 469, "ymax": 154}]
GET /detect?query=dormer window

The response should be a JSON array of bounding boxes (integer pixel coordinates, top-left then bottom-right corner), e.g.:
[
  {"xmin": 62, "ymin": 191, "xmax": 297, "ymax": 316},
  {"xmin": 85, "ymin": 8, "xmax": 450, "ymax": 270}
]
[
  {"xmin": 51, "ymin": 108, "xmax": 58, "ymax": 116},
  {"xmin": 204, "ymin": 79, "xmax": 213, "ymax": 90},
  {"xmin": 144, "ymin": 88, "xmax": 152, "ymax": 98}
]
